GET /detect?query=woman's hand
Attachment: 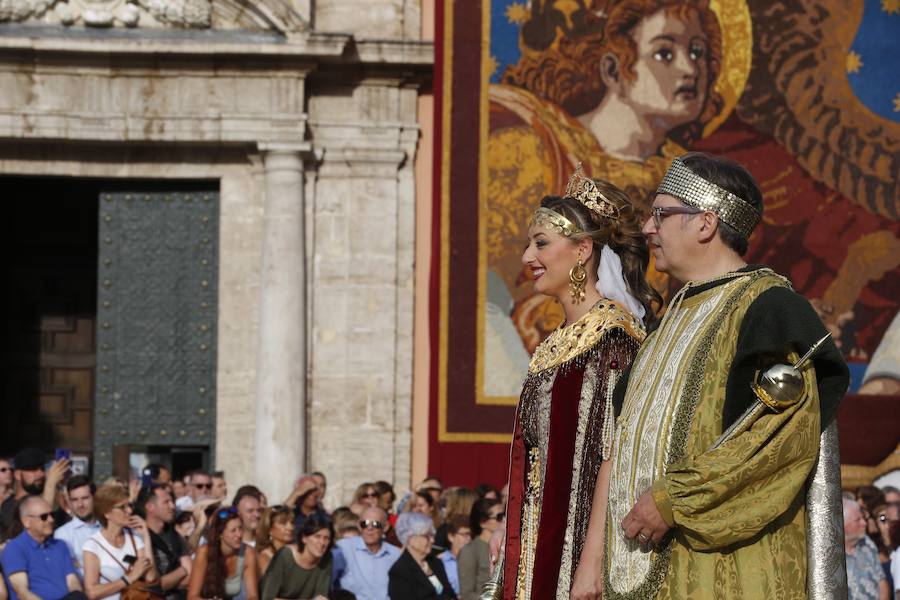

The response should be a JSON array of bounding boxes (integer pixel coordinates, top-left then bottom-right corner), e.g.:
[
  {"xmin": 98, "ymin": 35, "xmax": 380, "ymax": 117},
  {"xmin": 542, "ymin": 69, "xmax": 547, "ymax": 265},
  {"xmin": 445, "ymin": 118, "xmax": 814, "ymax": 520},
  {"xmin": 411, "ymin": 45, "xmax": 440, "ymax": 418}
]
[
  {"xmin": 570, "ymin": 558, "xmax": 603, "ymax": 600},
  {"xmin": 128, "ymin": 515, "xmax": 150, "ymax": 537},
  {"xmin": 129, "ymin": 556, "xmax": 153, "ymax": 580}
]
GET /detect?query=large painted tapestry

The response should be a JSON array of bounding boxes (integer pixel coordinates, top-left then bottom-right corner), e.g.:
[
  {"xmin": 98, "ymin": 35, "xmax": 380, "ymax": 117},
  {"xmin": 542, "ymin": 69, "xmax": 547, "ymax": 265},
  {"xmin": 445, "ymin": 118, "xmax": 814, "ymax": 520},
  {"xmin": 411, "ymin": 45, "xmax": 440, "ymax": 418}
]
[{"xmin": 430, "ymin": 0, "xmax": 899, "ymax": 482}]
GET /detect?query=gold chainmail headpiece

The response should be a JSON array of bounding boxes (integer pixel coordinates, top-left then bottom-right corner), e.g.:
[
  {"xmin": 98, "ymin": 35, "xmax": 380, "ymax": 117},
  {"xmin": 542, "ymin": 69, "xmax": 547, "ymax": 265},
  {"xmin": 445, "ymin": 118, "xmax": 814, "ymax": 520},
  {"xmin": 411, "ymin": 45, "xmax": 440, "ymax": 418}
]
[
  {"xmin": 656, "ymin": 157, "xmax": 761, "ymax": 239},
  {"xmin": 530, "ymin": 164, "xmax": 620, "ymax": 237}
]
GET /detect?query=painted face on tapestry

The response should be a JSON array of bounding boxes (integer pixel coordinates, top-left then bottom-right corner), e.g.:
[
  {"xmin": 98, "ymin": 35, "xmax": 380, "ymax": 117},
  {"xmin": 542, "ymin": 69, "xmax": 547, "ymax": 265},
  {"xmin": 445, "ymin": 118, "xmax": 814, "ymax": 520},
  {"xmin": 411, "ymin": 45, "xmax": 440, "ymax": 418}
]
[
  {"xmin": 619, "ymin": 7, "xmax": 709, "ymax": 129},
  {"xmin": 522, "ymin": 224, "xmax": 583, "ymax": 299}
]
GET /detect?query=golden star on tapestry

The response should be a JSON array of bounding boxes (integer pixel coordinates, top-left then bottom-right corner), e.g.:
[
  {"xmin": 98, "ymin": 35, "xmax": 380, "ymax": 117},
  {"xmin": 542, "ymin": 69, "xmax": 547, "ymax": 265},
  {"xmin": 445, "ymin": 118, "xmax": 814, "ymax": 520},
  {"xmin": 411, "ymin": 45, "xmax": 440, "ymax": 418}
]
[
  {"xmin": 883, "ymin": 0, "xmax": 899, "ymax": 15},
  {"xmin": 505, "ymin": 2, "xmax": 528, "ymax": 24},
  {"xmin": 846, "ymin": 51, "xmax": 863, "ymax": 74}
]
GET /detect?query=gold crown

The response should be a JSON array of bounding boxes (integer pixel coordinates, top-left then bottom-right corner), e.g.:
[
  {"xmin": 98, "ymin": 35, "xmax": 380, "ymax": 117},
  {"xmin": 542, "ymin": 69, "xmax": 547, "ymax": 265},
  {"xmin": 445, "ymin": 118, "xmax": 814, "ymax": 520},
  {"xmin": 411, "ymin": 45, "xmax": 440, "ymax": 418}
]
[{"xmin": 563, "ymin": 164, "xmax": 620, "ymax": 221}]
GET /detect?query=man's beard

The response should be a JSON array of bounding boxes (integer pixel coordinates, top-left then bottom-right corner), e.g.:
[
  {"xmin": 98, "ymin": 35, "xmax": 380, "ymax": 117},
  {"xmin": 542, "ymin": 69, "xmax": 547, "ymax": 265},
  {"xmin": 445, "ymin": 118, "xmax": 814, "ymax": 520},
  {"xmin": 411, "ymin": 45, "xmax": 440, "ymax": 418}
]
[{"xmin": 22, "ymin": 480, "xmax": 45, "ymax": 495}]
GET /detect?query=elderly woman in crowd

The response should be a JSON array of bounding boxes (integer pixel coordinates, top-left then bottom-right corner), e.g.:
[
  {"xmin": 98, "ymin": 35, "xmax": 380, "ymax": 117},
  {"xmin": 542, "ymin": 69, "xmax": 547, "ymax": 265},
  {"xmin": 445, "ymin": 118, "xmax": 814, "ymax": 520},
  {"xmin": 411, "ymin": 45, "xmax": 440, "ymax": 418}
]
[
  {"xmin": 388, "ymin": 512, "xmax": 456, "ymax": 599},
  {"xmin": 457, "ymin": 498, "xmax": 502, "ymax": 600},
  {"xmin": 83, "ymin": 483, "xmax": 159, "ymax": 600},
  {"xmin": 188, "ymin": 507, "xmax": 258, "ymax": 600},
  {"xmin": 256, "ymin": 505, "xmax": 295, "ymax": 576},
  {"xmin": 261, "ymin": 515, "xmax": 333, "ymax": 600}
]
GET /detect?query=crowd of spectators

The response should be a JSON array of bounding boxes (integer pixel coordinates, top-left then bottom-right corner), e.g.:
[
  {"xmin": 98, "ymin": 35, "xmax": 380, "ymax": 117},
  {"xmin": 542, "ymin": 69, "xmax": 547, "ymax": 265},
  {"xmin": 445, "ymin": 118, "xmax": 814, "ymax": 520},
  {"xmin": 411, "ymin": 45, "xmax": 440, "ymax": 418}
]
[
  {"xmin": 0, "ymin": 446, "xmax": 897, "ymax": 600},
  {"xmin": 845, "ymin": 484, "xmax": 900, "ymax": 600}
]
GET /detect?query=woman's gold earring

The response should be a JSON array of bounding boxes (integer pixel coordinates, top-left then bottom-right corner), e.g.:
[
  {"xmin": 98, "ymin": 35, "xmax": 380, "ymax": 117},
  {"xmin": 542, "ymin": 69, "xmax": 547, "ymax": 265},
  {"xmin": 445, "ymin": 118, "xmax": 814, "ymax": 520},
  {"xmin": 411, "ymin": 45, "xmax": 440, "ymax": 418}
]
[{"xmin": 569, "ymin": 259, "xmax": 587, "ymax": 304}]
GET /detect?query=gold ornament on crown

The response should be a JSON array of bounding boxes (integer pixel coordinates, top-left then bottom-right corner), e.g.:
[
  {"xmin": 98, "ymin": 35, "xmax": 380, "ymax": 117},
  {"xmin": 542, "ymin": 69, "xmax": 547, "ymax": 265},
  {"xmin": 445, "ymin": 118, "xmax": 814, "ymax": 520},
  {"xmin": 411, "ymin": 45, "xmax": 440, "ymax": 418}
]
[{"xmin": 563, "ymin": 164, "xmax": 620, "ymax": 221}]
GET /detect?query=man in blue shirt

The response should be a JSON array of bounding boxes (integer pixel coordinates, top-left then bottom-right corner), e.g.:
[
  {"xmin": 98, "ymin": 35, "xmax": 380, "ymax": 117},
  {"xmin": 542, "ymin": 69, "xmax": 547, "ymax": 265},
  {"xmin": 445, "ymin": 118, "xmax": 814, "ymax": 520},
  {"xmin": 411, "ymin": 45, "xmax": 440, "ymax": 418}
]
[
  {"xmin": 52, "ymin": 476, "xmax": 100, "ymax": 578},
  {"xmin": 334, "ymin": 507, "xmax": 400, "ymax": 600},
  {"xmin": 2, "ymin": 496, "xmax": 85, "ymax": 600}
]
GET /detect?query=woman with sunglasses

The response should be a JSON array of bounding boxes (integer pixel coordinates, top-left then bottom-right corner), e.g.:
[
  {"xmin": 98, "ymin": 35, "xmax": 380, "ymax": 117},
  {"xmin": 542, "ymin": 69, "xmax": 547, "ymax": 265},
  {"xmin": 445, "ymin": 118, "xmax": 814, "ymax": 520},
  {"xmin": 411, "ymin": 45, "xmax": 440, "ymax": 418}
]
[
  {"xmin": 261, "ymin": 515, "xmax": 333, "ymax": 600},
  {"xmin": 349, "ymin": 483, "xmax": 379, "ymax": 516},
  {"xmin": 0, "ymin": 459, "xmax": 13, "ymax": 506},
  {"xmin": 457, "ymin": 499, "xmax": 501, "ymax": 600},
  {"xmin": 256, "ymin": 505, "xmax": 295, "ymax": 576},
  {"xmin": 188, "ymin": 507, "xmax": 259, "ymax": 600},
  {"xmin": 83, "ymin": 483, "xmax": 159, "ymax": 600},
  {"xmin": 388, "ymin": 512, "xmax": 456, "ymax": 600}
]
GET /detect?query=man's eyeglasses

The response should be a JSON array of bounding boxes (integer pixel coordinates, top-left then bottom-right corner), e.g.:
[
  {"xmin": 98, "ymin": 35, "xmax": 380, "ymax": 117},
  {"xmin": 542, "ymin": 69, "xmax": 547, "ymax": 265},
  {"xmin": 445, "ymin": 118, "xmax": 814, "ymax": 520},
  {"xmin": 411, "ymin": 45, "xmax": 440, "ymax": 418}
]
[
  {"xmin": 650, "ymin": 205, "xmax": 702, "ymax": 230},
  {"xmin": 27, "ymin": 512, "xmax": 53, "ymax": 522},
  {"xmin": 193, "ymin": 482, "xmax": 212, "ymax": 490},
  {"xmin": 359, "ymin": 519, "xmax": 384, "ymax": 530}
]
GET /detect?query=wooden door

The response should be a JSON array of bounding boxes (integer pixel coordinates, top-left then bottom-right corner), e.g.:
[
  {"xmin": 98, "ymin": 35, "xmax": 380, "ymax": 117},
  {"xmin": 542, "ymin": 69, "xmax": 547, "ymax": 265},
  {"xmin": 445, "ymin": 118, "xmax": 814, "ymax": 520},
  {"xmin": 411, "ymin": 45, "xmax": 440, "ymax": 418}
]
[{"xmin": 1, "ymin": 180, "xmax": 98, "ymax": 455}]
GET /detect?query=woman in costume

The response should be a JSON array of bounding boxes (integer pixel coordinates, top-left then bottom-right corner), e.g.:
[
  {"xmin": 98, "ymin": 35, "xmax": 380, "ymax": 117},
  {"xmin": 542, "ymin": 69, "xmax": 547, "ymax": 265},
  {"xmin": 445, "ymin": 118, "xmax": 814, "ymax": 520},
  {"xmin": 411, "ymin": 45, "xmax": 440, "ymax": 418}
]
[{"xmin": 484, "ymin": 169, "xmax": 659, "ymax": 600}]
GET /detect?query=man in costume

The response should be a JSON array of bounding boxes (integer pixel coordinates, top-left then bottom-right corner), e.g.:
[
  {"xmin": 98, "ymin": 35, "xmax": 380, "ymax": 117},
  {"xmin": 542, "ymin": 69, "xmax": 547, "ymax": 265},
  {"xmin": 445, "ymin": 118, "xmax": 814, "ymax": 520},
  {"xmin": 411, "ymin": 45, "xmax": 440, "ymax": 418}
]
[{"xmin": 604, "ymin": 153, "xmax": 849, "ymax": 599}]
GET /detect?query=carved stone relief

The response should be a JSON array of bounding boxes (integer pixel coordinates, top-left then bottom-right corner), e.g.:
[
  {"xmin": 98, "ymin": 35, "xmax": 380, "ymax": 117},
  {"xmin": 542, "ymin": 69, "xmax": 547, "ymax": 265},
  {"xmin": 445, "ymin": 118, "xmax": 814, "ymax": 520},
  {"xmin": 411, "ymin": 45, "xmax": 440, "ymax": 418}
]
[{"xmin": 0, "ymin": 0, "xmax": 211, "ymax": 28}]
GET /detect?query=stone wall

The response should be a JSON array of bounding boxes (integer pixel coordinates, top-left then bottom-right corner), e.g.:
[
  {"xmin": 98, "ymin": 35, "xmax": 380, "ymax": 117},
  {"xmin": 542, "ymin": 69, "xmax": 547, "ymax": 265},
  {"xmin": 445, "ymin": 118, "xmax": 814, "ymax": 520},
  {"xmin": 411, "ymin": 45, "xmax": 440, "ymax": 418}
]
[{"xmin": 0, "ymin": 0, "xmax": 433, "ymax": 506}]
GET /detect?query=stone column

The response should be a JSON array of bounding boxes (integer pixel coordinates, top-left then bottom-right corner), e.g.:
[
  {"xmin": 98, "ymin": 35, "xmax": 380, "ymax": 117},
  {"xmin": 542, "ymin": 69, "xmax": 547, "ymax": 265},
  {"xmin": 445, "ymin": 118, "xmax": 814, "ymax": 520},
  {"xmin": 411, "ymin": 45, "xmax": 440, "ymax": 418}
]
[{"xmin": 255, "ymin": 144, "xmax": 310, "ymax": 502}]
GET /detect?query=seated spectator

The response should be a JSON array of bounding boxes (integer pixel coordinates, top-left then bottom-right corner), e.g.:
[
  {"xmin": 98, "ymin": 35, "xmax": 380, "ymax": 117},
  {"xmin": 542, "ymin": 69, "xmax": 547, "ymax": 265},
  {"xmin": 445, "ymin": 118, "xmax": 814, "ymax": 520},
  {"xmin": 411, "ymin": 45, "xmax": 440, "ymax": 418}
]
[
  {"xmin": 256, "ymin": 505, "xmax": 295, "ymax": 576},
  {"xmin": 872, "ymin": 501, "xmax": 897, "ymax": 593},
  {"xmin": 232, "ymin": 486, "xmax": 264, "ymax": 546},
  {"xmin": 141, "ymin": 464, "xmax": 171, "ymax": 486},
  {"xmin": 434, "ymin": 488, "xmax": 477, "ymax": 550},
  {"xmin": 309, "ymin": 473, "xmax": 328, "ymax": 512},
  {"xmin": 437, "ymin": 517, "xmax": 470, "ymax": 597},
  {"xmin": 1, "ymin": 449, "xmax": 69, "ymax": 542},
  {"xmin": 285, "ymin": 476, "xmax": 329, "ymax": 533},
  {"xmin": 473, "ymin": 484, "xmax": 499, "ymax": 502},
  {"xmin": 457, "ymin": 498, "xmax": 501, "ymax": 600},
  {"xmin": 0, "ymin": 458, "xmax": 13, "ymax": 506},
  {"xmin": 388, "ymin": 512, "xmax": 455, "ymax": 600},
  {"xmin": 172, "ymin": 481, "xmax": 187, "ymax": 501},
  {"xmin": 173, "ymin": 511, "xmax": 194, "ymax": 543},
  {"xmin": 882, "ymin": 486, "xmax": 900, "ymax": 504},
  {"xmin": 372, "ymin": 482, "xmax": 395, "ymax": 516},
  {"xmin": 845, "ymin": 498, "xmax": 888, "ymax": 600},
  {"xmin": 408, "ymin": 491, "xmax": 439, "ymax": 530},
  {"xmin": 137, "ymin": 485, "xmax": 190, "ymax": 600},
  {"xmin": 348, "ymin": 484, "xmax": 379, "ymax": 517},
  {"xmin": 210, "ymin": 472, "xmax": 227, "ymax": 502},
  {"xmin": 890, "ymin": 517, "xmax": 900, "ymax": 600},
  {"xmin": 261, "ymin": 515, "xmax": 333, "ymax": 600},
  {"xmin": 53, "ymin": 476, "xmax": 101, "ymax": 577},
  {"xmin": 176, "ymin": 471, "xmax": 212, "ymax": 512},
  {"xmin": 187, "ymin": 507, "xmax": 258, "ymax": 600},
  {"xmin": 83, "ymin": 483, "xmax": 158, "ymax": 600},
  {"xmin": 1, "ymin": 495, "xmax": 85, "ymax": 600},
  {"xmin": 330, "ymin": 508, "xmax": 360, "ymax": 541},
  {"xmin": 417, "ymin": 478, "xmax": 444, "ymax": 506},
  {"xmin": 334, "ymin": 506, "xmax": 400, "ymax": 600}
]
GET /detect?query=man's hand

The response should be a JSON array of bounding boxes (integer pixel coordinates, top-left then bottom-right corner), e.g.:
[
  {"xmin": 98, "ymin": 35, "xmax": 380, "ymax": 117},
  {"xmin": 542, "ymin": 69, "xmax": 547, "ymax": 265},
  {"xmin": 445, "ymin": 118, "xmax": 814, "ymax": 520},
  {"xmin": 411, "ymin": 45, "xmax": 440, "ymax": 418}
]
[
  {"xmin": 621, "ymin": 490, "xmax": 670, "ymax": 550},
  {"xmin": 45, "ymin": 459, "xmax": 70, "ymax": 491}
]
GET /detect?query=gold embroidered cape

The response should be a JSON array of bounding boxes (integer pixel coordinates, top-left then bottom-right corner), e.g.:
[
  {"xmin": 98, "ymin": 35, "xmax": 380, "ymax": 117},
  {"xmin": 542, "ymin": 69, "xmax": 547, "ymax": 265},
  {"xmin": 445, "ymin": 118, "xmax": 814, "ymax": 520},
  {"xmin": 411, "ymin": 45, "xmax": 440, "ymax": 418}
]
[{"xmin": 605, "ymin": 268, "xmax": 847, "ymax": 599}]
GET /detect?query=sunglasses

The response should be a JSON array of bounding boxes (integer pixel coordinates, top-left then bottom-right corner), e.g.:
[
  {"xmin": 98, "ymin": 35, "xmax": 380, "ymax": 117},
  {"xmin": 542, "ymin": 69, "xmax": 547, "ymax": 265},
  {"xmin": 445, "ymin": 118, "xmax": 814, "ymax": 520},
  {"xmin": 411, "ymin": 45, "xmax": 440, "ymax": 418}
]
[
  {"xmin": 362, "ymin": 492, "xmax": 379, "ymax": 498},
  {"xmin": 193, "ymin": 483, "xmax": 212, "ymax": 490},
  {"xmin": 359, "ymin": 519, "xmax": 384, "ymax": 530},
  {"xmin": 488, "ymin": 512, "xmax": 505, "ymax": 521},
  {"xmin": 216, "ymin": 506, "xmax": 239, "ymax": 520},
  {"xmin": 27, "ymin": 512, "xmax": 53, "ymax": 521}
]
